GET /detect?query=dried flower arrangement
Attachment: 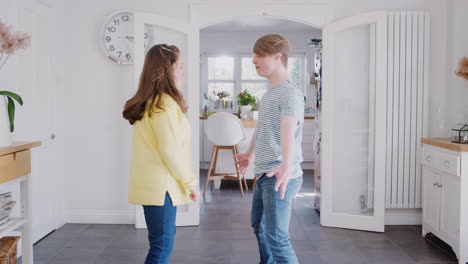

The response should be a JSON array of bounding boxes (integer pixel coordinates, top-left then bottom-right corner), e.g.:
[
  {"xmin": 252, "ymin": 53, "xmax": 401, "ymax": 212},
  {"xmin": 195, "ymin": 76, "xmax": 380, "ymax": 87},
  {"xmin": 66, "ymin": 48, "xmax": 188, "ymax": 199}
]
[
  {"xmin": 216, "ymin": 90, "xmax": 230, "ymax": 100},
  {"xmin": 0, "ymin": 19, "xmax": 31, "ymax": 132},
  {"xmin": 456, "ymin": 57, "xmax": 468, "ymax": 81}
]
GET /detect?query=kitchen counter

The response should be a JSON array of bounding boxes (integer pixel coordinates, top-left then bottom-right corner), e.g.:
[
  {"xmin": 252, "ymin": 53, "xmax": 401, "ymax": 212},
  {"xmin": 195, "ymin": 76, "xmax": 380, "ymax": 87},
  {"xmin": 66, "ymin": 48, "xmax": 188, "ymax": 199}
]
[
  {"xmin": 199, "ymin": 115, "xmax": 314, "ymax": 128},
  {"xmin": 421, "ymin": 138, "xmax": 468, "ymax": 152}
]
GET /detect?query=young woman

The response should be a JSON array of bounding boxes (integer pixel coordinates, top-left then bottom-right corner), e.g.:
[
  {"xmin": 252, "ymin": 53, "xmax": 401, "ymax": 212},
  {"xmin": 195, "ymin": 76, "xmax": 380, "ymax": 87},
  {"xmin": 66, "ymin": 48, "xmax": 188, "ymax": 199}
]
[{"xmin": 123, "ymin": 44, "xmax": 199, "ymax": 264}]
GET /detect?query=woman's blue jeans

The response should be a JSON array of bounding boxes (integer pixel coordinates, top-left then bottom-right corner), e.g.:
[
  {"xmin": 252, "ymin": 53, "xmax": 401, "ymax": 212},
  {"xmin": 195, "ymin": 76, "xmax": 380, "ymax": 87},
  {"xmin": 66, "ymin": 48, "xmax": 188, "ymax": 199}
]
[{"xmin": 143, "ymin": 192, "xmax": 177, "ymax": 264}]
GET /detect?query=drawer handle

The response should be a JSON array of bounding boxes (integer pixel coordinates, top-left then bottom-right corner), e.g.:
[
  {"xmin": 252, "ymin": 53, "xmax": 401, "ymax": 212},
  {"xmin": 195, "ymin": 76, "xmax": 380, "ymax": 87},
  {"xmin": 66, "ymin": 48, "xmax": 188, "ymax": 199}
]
[
  {"xmin": 426, "ymin": 155, "xmax": 431, "ymax": 161},
  {"xmin": 443, "ymin": 160, "xmax": 450, "ymax": 168}
]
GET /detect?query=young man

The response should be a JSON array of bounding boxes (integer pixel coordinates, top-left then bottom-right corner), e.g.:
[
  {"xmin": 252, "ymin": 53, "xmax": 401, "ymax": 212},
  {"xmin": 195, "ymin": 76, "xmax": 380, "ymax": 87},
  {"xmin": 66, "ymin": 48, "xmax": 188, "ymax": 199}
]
[{"xmin": 235, "ymin": 34, "xmax": 304, "ymax": 264}]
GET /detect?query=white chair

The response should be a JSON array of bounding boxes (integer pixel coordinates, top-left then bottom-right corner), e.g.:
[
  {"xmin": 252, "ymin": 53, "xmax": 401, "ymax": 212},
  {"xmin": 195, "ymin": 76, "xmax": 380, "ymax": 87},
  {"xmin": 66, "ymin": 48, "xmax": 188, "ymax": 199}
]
[{"xmin": 204, "ymin": 112, "xmax": 249, "ymax": 196}]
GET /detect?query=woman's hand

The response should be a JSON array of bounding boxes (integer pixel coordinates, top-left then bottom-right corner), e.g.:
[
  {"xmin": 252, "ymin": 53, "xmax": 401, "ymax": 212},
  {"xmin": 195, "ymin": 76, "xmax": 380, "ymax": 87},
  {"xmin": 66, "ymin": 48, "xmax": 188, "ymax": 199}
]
[{"xmin": 189, "ymin": 187, "xmax": 199, "ymax": 201}]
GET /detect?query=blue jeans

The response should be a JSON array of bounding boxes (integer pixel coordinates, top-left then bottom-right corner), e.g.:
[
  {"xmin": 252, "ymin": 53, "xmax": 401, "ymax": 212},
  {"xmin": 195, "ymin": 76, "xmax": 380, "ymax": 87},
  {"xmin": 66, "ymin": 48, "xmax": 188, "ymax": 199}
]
[
  {"xmin": 251, "ymin": 175, "xmax": 303, "ymax": 264},
  {"xmin": 143, "ymin": 192, "xmax": 177, "ymax": 264}
]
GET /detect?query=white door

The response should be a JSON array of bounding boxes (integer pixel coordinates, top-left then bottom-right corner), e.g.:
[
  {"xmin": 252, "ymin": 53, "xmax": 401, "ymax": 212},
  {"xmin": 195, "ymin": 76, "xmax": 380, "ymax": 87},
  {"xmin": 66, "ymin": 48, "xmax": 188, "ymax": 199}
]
[
  {"xmin": 321, "ymin": 11, "xmax": 388, "ymax": 232},
  {"xmin": 422, "ymin": 167, "xmax": 441, "ymax": 232},
  {"xmin": 133, "ymin": 12, "xmax": 200, "ymax": 227},
  {"xmin": 16, "ymin": 4, "xmax": 61, "ymax": 242},
  {"xmin": 439, "ymin": 172, "xmax": 460, "ymax": 243}
]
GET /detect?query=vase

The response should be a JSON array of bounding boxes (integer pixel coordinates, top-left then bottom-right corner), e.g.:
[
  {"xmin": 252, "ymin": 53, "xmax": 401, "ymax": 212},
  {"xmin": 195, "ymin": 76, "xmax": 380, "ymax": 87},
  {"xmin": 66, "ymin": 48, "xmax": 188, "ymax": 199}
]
[
  {"xmin": 240, "ymin": 105, "xmax": 252, "ymax": 120},
  {"xmin": 0, "ymin": 95, "xmax": 12, "ymax": 147},
  {"xmin": 251, "ymin": 110, "xmax": 259, "ymax": 120}
]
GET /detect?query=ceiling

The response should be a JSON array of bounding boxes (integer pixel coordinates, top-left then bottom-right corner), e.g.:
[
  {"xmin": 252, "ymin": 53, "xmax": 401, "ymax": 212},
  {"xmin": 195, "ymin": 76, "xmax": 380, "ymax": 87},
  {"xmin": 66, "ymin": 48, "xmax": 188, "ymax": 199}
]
[{"xmin": 201, "ymin": 16, "xmax": 321, "ymax": 33}]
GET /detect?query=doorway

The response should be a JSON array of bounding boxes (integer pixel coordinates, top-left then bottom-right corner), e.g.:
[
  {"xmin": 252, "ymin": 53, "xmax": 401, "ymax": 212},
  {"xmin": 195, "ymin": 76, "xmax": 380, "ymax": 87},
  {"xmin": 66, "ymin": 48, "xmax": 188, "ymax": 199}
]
[{"xmin": 198, "ymin": 15, "xmax": 321, "ymax": 226}]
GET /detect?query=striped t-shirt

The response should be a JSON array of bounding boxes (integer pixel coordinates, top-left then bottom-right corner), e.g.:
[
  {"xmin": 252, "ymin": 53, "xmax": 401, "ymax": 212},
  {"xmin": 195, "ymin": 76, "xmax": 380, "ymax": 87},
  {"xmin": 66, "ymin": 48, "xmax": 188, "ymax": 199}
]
[{"xmin": 254, "ymin": 80, "xmax": 305, "ymax": 179}]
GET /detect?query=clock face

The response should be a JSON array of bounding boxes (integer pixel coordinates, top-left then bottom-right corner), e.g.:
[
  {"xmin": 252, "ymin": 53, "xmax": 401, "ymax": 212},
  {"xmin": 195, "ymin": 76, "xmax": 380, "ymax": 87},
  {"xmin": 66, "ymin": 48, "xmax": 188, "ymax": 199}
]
[{"xmin": 102, "ymin": 12, "xmax": 151, "ymax": 65}]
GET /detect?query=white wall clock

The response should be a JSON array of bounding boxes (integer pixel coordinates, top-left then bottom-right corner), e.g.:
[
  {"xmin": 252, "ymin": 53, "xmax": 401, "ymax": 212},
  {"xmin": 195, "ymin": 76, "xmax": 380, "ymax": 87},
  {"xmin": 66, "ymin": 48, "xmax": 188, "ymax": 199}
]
[{"xmin": 102, "ymin": 11, "xmax": 151, "ymax": 65}]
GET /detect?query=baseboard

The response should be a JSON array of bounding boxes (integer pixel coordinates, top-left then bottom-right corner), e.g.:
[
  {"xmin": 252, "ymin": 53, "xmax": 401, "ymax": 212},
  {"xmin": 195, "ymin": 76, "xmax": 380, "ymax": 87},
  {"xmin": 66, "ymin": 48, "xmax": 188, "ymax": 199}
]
[
  {"xmin": 301, "ymin": 162, "xmax": 314, "ymax": 170},
  {"xmin": 385, "ymin": 209, "xmax": 422, "ymax": 225},
  {"xmin": 67, "ymin": 210, "xmax": 135, "ymax": 224}
]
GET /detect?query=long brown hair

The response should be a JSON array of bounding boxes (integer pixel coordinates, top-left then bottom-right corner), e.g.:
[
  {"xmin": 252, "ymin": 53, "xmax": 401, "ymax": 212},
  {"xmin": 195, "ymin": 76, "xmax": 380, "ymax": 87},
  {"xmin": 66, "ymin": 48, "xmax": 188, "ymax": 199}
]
[{"xmin": 123, "ymin": 44, "xmax": 187, "ymax": 125}]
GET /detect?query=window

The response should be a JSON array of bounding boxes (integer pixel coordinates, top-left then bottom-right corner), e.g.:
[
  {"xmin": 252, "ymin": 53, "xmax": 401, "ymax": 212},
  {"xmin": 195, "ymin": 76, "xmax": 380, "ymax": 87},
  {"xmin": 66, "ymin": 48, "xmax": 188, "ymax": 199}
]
[
  {"xmin": 241, "ymin": 57, "xmax": 268, "ymax": 100},
  {"xmin": 207, "ymin": 56, "xmax": 234, "ymax": 99},
  {"xmin": 288, "ymin": 57, "xmax": 302, "ymax": 87},
  {"xmin": 203, "ymin": 53, "xmax": 305, "ymax": 104}
]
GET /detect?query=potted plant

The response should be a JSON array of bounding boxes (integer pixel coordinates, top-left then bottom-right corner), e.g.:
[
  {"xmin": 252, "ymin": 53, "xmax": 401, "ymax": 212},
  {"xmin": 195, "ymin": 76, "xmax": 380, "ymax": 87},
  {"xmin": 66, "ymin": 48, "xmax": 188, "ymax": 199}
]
[
  {"xmin": 237, "ymin": 89, "xmax": 257, "ymax": 119},
  {"xmin": 0, "ymin": 19, "xmax": 30, "ymax": 147},
  {"xmin": 251, "ymin": 104, "xmax": 259, "ymax": 120}
]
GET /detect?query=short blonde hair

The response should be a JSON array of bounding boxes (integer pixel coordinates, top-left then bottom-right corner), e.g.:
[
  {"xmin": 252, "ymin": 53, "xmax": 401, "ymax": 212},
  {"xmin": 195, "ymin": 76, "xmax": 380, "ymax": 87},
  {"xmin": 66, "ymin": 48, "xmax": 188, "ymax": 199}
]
[{"xmin": 253, "ymin": 34, "xmax": 290, "ymax": 68}]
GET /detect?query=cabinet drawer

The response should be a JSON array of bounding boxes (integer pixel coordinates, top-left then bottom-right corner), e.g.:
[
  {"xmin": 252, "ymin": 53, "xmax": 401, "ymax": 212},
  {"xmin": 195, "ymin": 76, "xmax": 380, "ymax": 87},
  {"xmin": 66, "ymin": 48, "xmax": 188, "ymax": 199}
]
[
  {"xmin": 422, "ymin": 147, "xmax": 460, "ymax": 176},
  {"xmin": 0, "ymin": 150, "xmax": 31, "ymax": 184},
  {"xmin": 421, "ymin": 148, "xmax": 436, "ymax": 169},
  {"xmin": 435, "ymin": 152, "xmax": 460, "ymax": 177}
]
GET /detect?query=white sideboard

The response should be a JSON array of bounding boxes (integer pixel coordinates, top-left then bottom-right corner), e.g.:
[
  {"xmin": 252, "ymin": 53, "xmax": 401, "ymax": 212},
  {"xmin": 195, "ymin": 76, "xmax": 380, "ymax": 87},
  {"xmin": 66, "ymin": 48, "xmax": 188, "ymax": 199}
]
[
  {"xmin": 421, "ymin": 138, "xmax": 468, "ymax": 264},
  {"xmin": 0, "ymin": 141, "xmax": 41, "ymax": 264}
]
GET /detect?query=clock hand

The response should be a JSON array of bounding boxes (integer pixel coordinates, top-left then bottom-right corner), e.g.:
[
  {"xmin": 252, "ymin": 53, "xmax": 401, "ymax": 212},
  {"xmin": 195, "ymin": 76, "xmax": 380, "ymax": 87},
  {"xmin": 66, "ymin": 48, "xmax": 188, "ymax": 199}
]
[{"xmin": 125, "ymin": 36, "xmax": 134, "ymax": 43}]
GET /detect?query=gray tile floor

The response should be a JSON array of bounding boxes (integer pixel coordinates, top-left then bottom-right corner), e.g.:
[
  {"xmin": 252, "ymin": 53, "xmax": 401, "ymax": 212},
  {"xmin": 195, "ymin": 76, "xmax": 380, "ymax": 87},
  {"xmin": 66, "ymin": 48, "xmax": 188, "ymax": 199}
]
[{"xmin": 26, "ymin": 170, "xmax": 458, "ymax": 264}]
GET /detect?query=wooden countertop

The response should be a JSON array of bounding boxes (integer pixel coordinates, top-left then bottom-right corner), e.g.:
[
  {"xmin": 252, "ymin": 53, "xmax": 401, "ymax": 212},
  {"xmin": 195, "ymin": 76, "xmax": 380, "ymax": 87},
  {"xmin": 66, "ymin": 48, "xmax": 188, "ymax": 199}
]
[
  {"xmin": 200, "ymin": 116, "xmax": 314, "ymax": 128},
  {"xmin": 200, "ymin": 116, "xmax": 315, "ymax": 120},
  {"xmin": 0, "ymin": 141, "xmax": 42, "ymax": 156},
  {"xmin": 421, "ymin": 138, "xmax": 468, "ymax": 152}
]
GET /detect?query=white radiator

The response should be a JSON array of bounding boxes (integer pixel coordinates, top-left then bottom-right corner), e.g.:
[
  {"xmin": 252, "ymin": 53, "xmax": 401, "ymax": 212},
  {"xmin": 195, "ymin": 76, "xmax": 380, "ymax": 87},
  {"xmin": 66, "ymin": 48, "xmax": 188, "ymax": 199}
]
[{"xmin": 385, "ymin": 11, "xmax": 430, "ymax": 209}]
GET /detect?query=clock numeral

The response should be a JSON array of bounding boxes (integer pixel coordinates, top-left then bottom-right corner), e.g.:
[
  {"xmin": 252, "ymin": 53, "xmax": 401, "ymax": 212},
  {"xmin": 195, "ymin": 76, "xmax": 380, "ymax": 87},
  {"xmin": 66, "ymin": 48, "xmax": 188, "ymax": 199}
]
[
  {"xmin": 113, "ymin": 20, "xmax": 120, "ymax": 26},
  {"xmin": 144, "ymin": 33, "xmax": 149, "ymax": 39},
  {"xmin": 105, "ymin": 36, "xmax": 111, "ymax": 42},
  {"xmin": 109, "ymin": 45, "xmax": 115, "ymax": 51},
  {"xmin": 126, "ymin": 53, "xmax": 132, "ymax": 60},
  {"xmin": 107, "ymin": 26, "xmax": 116, "ymax": 33},
  {"xmin": 117, "ymin": 51, "xmax": 122, "ymax": 58},
  {"xmin": 122, "ymin": 15, "xmax": 130, "ymax": 22}
]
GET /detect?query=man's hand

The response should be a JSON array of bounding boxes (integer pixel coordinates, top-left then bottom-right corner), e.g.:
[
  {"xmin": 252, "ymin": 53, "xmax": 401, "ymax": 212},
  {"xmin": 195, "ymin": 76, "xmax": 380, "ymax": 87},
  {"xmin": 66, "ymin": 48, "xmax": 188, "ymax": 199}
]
[
  {"xmin": 266, "ymin": 164, "xmax": 291, "ymax": 199},
  {"xmin": 189, "ymin": 187, "xmax": 199, "ymax": 201},
  {"xmin": 233, "ymin": 152, "xmax": 253, "ymax": 176}
]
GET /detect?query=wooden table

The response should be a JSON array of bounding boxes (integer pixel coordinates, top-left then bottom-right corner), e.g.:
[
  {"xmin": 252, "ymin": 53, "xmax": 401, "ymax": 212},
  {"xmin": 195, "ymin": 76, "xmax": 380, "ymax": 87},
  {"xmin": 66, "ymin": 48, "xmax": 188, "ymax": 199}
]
[{"xmin": 0, "ymin": 141, "xmax": 41, "ymax": 264}]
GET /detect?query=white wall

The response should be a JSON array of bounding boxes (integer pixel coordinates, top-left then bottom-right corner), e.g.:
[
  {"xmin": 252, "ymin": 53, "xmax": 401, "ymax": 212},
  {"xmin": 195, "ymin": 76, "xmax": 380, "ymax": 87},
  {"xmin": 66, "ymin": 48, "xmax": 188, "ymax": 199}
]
[
  {"xmin": 445, "ymin": 0, "xmax": 468, "ymax": 133},
  {"xmin": 56, "ymin": 0, "xmax": 454, "ymax": 224},
  {"xmin": 0, "ymin": 0, "xmax": 20, "ymax": 90},
  {"xmin": 200, "ymin": 30, "xmax": 320, "ymax": 53}
]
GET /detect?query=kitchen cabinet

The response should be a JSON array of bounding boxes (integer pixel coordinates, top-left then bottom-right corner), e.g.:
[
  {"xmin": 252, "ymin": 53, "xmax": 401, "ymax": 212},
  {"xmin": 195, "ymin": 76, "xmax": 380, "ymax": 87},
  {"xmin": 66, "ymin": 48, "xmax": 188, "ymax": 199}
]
[{"xmin": 421, "ymin": 138, "xmax": 467, "ymax": 264}]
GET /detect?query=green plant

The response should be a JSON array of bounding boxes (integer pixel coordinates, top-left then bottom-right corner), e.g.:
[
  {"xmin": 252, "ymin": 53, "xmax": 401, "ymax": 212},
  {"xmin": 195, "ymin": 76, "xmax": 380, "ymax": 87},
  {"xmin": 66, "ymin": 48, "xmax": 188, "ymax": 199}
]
[
  {"xmin": 0, "ymin": 91, "xmax": 23, "ymax": 132},
  {"xmin": 236, "ymin": 89, "xmax": 257, "ymax": 106}
]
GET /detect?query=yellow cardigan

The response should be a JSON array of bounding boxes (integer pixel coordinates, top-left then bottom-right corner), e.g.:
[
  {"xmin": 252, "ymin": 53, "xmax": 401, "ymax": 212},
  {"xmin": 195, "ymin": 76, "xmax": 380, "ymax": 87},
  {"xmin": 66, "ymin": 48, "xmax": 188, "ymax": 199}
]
[{"xmin": 128, "ymin": 94, "xmax": 197, "ymax": 206}]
